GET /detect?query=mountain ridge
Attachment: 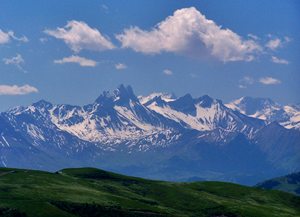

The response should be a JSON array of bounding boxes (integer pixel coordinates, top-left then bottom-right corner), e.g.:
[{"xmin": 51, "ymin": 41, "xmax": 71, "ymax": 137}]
[{"xmin": 0, "ymin": 85, "xmax": 299, "ymax": 185}]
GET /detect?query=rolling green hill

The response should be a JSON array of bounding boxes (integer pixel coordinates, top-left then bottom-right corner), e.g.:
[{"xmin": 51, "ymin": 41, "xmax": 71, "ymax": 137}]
[
  {"xmin": 256, "ymin": 172, "xmax": 300, "ymax": 196},
  {"xmin": 0, "ymin": 167, "xmax": 299, "ymax": 217}
]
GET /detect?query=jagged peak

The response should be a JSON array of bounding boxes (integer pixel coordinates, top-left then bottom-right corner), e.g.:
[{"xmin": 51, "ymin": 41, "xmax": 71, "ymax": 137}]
[
  {"xmin": 196, "ymin": 95, "xmax": 215, "ymax": 108},
  {"xmin": 32, "ymin": 99, "xmax": 53, "ymax": 109},
  {"xmin": 169, "ymin": 94, "xmax": 196, "ymax": 115},
  {"xmin": 95, "ymin": 84, "xmax": 138, "ymax": 106},
  {"xmin": 95, "ymin": 91, "xmax": 114, "ymax": 106},
  {"xmin": 113, "ymin": 84, "xmax": 138, "ymax": 102},
  {"xmin": 175, "ymin": 93, "xmax": 194, "ymax": 103}
]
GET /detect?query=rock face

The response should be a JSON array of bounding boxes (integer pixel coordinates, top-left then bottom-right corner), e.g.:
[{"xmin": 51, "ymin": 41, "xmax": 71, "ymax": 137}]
[{"xmin": 0, "ymin": 85, "xmax": 299, "ymax": 185}]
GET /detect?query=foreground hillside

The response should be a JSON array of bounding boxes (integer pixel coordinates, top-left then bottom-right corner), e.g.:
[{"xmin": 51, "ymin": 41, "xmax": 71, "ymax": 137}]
[
  {"xmin": 0, "ymin": 168, "xmax": 299, "ymax": 217},
  {"xmin": 257, "ymin": 171, "xmax": 300, "ymax": 196}
]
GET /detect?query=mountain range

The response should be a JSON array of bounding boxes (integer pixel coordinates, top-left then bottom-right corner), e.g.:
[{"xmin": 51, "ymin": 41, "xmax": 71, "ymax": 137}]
[{"xmin": 0, "ymin": 85, "xmax": 299, "ymax": 185}]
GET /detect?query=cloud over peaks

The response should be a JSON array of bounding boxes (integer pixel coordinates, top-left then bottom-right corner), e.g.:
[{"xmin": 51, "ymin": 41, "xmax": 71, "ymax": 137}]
[
  {"xmin": 259, "ymin": 77, "xmax": 281, "ymax": 85},
  {"xmin": 116, "ymin": 7, "xmax": 261, "ymax": 62},
  {"xmin": 54, "ymin": 55, "xmax": 97, "ymax": 67},
  {"xmin": 0, "ymin": 84, "xmax": 38, "ymax": 95},
  {"xmin": 45, "ymin": 20, "xmax": 115, "ymax": 53}
]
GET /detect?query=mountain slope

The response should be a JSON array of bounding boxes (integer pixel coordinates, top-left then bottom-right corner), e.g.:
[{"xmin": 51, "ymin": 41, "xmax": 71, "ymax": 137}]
[
  {"xmin": 256, "ymin": 171, "xmax": 300, "ymax": 196},
  {"xmin": 254, "ymin": 122, "xmax": 300, "ymax": 172},
  {"xmin": 0, "ymin": 167, "xmax": 299, "ymax": 217}
]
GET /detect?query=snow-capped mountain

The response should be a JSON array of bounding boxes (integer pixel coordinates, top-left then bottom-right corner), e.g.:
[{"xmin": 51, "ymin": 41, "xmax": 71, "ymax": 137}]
[
  {"xmin": 49, "ymin": 85, "xmax": 183, "ymax": 151},
  {"xmin": 142, "ymin": 94, "xmax": 266, "ymax": 141},
  {"xmin": 226, "ymin": 96, "xmax": 300, "ymax": 129},
  {"xmin": 0, "ymin": 85, "xmax": 299, "ymax": 184},
  {"xmin": 4, "ymin": 85, "xmax": 182, "ymax": 152}
]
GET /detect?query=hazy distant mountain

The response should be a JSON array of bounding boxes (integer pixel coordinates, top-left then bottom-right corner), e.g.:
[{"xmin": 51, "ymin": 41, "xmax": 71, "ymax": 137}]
[
  {"xmin": 256, "ymin": 171, "xmax": 300, "ymax": 196},
  {"xmin": 226, "ymin": 96, "xmax": 300, "ymax": 129},
  {"xmin": 0, "ymin": 85, "xmax": 299, "ymax": 185}
]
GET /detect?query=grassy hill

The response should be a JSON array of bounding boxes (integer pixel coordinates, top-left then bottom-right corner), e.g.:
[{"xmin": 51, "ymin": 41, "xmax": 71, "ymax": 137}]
[
  {"xmin": 0, "ymin": 167, "xmax": 299, "ymax": 217},
  {"xmin": 256, "ymin": 171, "xmax": 300, "ymax": 196}
]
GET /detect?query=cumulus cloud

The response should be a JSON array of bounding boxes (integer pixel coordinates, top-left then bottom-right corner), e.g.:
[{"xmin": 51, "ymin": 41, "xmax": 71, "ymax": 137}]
[
  {"xmin": 0, "ymin": 29, "xmax": 28, "ymax": 44},
  {"xmin": 163, "ymin": 69, "xmax": 173, "ymax": 75},
  {"xmin": 115, "ymin": 63, "xmax": 127, "ymax": 70},
  {"xmin": 271, "ymin": 56, "xmax": 289, "ymax": 65},
  {"xmin": 44, "ymin": 20, "xmax": 115, "ymax": 52},
  {"xmin": 54, "ymin": 55, "xmax": 97, "ymax": 67},
  {"xmin": 116, "ymin": 7, "xmax": 261, "ymax": 62},
  {"xmin": 3, "ymin": 54, "xmax": 26, "ymax": 72},
  {"xmin": 259, "ymin": 77, "xmax": 281, "ymax": 85},
  {"xmin": 238, "ymin": 76, "xmax": 254, "ymax": 88},
  {"xmin": 0, "ymin": 84, "xmax": 38, "ymax": 95}
]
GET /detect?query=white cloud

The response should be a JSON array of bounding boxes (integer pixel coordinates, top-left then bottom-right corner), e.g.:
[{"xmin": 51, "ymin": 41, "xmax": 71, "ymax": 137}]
[
  {"xmin": 115, "ymin": 63, "xmax": 127, "ymax": 70},
  {"xmin": 163, "ymin": 69, "xmax": 173, "ymax": 75},
  {"xmin": 54, "ymin": 55, "xmax": 97, "ymax": 67},
  {"xmin": 259, "ymin": 77, "xmax": 281, "ymax": 85},
  {"xmin": 44, "ymin": 20, "xmax": 115, "ymax": 53},
  {"xmin": 265, "ymin": 36, "xmax": 291, "ymax": 51},
  {"xmin": 238, "ymin": 76, "xmax": 254, "ymax": 88},
  {"xmin": 0, "ymin": 30, "xmax": 11, "ymax": 44},
  {"xmin": 116, "ymin": 7, "xmax": 261, "ymax": 62},
  {"xmin": 0, "ymin": 29, "xmax": 28, "ymax": 44},
  {"xmin": 0, "ymin": 84, "xmax": 38, "ymax": 95},
  {"xmin": 266, "ymin": 38, "xmax": 281, "ymax": 50},
  {"xmin": 3, "ymin": 54, "xmax": 24, "ymax": 65},
  {"xmin": 3, "ymin": 54, "xmax": 26, "ymax": 72},
  {"xmin": 271, "ymin": 56, "xmax": 289, "ymax": 65}
]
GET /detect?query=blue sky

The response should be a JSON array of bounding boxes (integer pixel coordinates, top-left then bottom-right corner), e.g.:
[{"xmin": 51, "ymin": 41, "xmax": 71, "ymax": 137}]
[{"xmin": 0, "ymin": 0, "xmax": 299, "ymax": 111}]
